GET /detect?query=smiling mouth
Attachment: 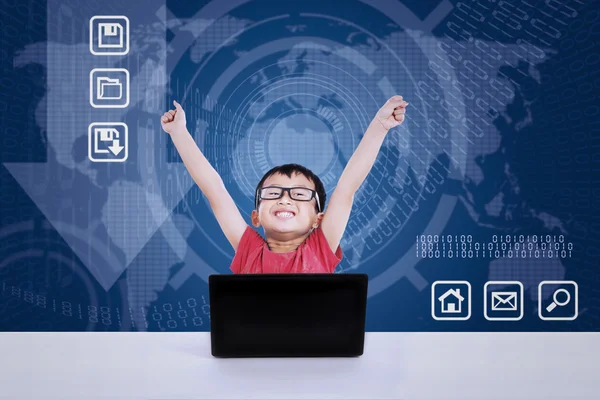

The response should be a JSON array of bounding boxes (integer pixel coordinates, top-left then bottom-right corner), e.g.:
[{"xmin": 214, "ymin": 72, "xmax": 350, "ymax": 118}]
[{"xmin": 274, "ymin": 211, "xmax": 296, "ymax": 220}]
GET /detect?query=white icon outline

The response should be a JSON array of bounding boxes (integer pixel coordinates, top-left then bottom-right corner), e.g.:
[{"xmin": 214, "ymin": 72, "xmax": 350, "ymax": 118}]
[
  {"xmin": 90, "ymin": 15, "xmax": 130, "ymax": 56},
  {"xmin": 90, "ymin": 68, "xmax": 129, "ymax": 108},
  {"xmin": 484, "ymin": 281, "xmax": 524, "ymax": 321},
  {"xmin": 491, "ymin": 292, "xmax": 517, "ymax": 311},
  {"xmin": 538, "ymin": 281, "xmax": 578, "ymax": 321},
  {"xmin": 98, "ymin": 23, "xmax": 123, "ymax": 49},
  {"xmin": 88, "ymin": 122, "xmax": 128, "ymax": 163},
  {"xmin": 96, "ymin": 77, "xmax": 122, "ymax": 100},
  {"xmin": 431, "ymin": 281, "xmax": 471, "ymax": 321}
]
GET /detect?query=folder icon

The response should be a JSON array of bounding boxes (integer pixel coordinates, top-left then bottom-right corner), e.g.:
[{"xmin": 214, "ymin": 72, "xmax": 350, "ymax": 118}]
[
  {"xmin": 90, "ymin": 68, "xmax": 129, "ymax": 108},
  {"xmin": 96, "ymin": 77, "xmax": 122, "ymax": 100}
]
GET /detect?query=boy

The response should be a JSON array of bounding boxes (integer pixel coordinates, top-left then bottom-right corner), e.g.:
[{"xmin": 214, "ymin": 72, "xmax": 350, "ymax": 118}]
[{"xmin": 161, "ymin": 96, "xmax": 408, "ymax": 273}]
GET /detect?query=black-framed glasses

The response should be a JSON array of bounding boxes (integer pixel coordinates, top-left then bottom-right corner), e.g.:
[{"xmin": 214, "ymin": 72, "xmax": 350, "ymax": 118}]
[{"xmin": 255, "ymin": 186, "xmax": 321, "ymax": 212}]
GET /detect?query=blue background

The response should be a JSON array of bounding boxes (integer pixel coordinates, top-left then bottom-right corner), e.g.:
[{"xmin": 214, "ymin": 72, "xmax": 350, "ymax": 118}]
[{"xmin": 0, "ymin": 0, "xmax": 598, "ymax": 331}]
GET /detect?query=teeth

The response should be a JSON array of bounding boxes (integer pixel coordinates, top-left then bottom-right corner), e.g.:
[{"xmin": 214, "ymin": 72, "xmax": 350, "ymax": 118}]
[{"xmin": 275, "ymin": 212, "xmax": 294, "ymax": 219}]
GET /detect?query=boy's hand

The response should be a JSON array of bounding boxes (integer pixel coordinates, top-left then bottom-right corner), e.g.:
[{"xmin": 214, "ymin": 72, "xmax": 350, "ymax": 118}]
[
  {"xmin": 161, "ymin": 100, "xmax": 187, "ymax": 135},
  {"xmin": 375, "ymin": 95, "xmax": 409, "ymax": 131}
]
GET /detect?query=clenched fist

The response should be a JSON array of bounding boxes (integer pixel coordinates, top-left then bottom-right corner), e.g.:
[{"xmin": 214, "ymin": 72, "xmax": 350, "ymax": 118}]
[
  {"xmin": 161, "ymin": 100, "xmax": 187, "ymax": 135},
  {"xmin": 375, "ymin": 95, "xmax": 409, "ymax": 131}
]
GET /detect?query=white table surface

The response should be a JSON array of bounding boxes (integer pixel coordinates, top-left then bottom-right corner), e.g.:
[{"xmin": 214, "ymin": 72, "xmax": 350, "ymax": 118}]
[{"xmin": 0, "ymin": 332, "xmax": 597, "ymax": 400}]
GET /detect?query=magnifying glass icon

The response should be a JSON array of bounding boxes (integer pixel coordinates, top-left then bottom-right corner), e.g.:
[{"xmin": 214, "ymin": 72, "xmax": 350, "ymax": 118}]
[{"xmin": 546, "ymin": 288, "xmax": 571, "ymax": 312}]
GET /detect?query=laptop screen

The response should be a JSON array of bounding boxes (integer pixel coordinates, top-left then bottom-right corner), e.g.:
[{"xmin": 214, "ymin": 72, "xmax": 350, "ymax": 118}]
[{"xmin": 209, "ymin": 274, "xmax": 368, "ymax": 357}]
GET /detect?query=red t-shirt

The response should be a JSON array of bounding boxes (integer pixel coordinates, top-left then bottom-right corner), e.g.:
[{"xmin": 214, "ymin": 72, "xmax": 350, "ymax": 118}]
[{"xmin": 230, "ymin": 226, "xmax": 343, "ymax": 274}]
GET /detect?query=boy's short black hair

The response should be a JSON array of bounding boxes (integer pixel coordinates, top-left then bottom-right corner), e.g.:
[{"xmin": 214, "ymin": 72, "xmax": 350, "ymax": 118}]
[{"xmin": 254, "ymin": 164, "xmax": 326, "ymax": 213}]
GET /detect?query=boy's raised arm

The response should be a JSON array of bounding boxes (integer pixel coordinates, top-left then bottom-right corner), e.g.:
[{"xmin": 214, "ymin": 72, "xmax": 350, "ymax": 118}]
[
  {"xmin": 161, "ymin": 101, "xmax": 248, "ymax": 251},
  {"xmin": 320, "ymin": 96, "xmax": 408, "ymax": 253}
]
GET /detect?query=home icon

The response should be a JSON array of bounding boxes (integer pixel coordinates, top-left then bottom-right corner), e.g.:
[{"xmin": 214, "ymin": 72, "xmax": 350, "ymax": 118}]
[
  {"xmin": 431, "ymin": 281, "xmax": 471, "ymax": 321},
  {"xmin": 438, "ymin": 288, "xmax": 464, "ymax": 313}
]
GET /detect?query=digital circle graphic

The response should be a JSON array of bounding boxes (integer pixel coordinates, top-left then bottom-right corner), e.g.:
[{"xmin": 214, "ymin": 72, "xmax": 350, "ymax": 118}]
[{"xmin": 137, "ymin": 1, "xmax": 466, "ymax": 298}]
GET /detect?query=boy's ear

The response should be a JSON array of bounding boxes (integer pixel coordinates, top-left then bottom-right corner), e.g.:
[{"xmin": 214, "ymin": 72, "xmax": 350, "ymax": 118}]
[
  {"xmin": 312, "ymin": 212, "xmax": 325, "ymax": 228},
  {"xmin": 251, "ymin": 209, "xmax": 261, "ymax": 228}
]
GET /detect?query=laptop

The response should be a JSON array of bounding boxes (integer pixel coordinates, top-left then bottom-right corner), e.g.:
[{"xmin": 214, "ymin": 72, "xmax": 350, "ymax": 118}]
[{"xmin": 209, "ymin": 274, "xmax": 368, "ymax": 358}]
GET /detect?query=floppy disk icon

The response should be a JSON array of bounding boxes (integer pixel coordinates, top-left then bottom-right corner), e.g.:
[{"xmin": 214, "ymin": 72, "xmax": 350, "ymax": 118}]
[
  {"xmin": 98, "ymin": 23, "xmax": 123, "ymax": 48},
  {"xmin": 491, "ymin": 291, "xmax": 518, "ymax": 311},
  {"xmin": 88, "ymin": 122, "xmax": 128, "ymax": 162},
  {"xmin": 90, "ymin": 16, "xmax": 129, "ymax": 55}
]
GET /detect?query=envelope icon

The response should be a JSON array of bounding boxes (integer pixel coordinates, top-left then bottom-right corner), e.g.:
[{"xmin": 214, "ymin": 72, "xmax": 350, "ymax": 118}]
[{"xmin": 491, "ymin": 291, "xmax": 518, "ymax": 311}]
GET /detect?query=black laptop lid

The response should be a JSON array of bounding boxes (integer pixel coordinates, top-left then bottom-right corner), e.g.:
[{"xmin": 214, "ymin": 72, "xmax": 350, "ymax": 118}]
[{"xmin": 209, "ymin": 274, "xmax": 368, "ymax": 357}]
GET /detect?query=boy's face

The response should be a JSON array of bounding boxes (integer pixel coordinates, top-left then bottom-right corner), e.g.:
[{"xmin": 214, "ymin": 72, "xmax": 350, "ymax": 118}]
[{"xmin": 251, "ymin": 172, "xmax": 323, "ymax": 236}]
